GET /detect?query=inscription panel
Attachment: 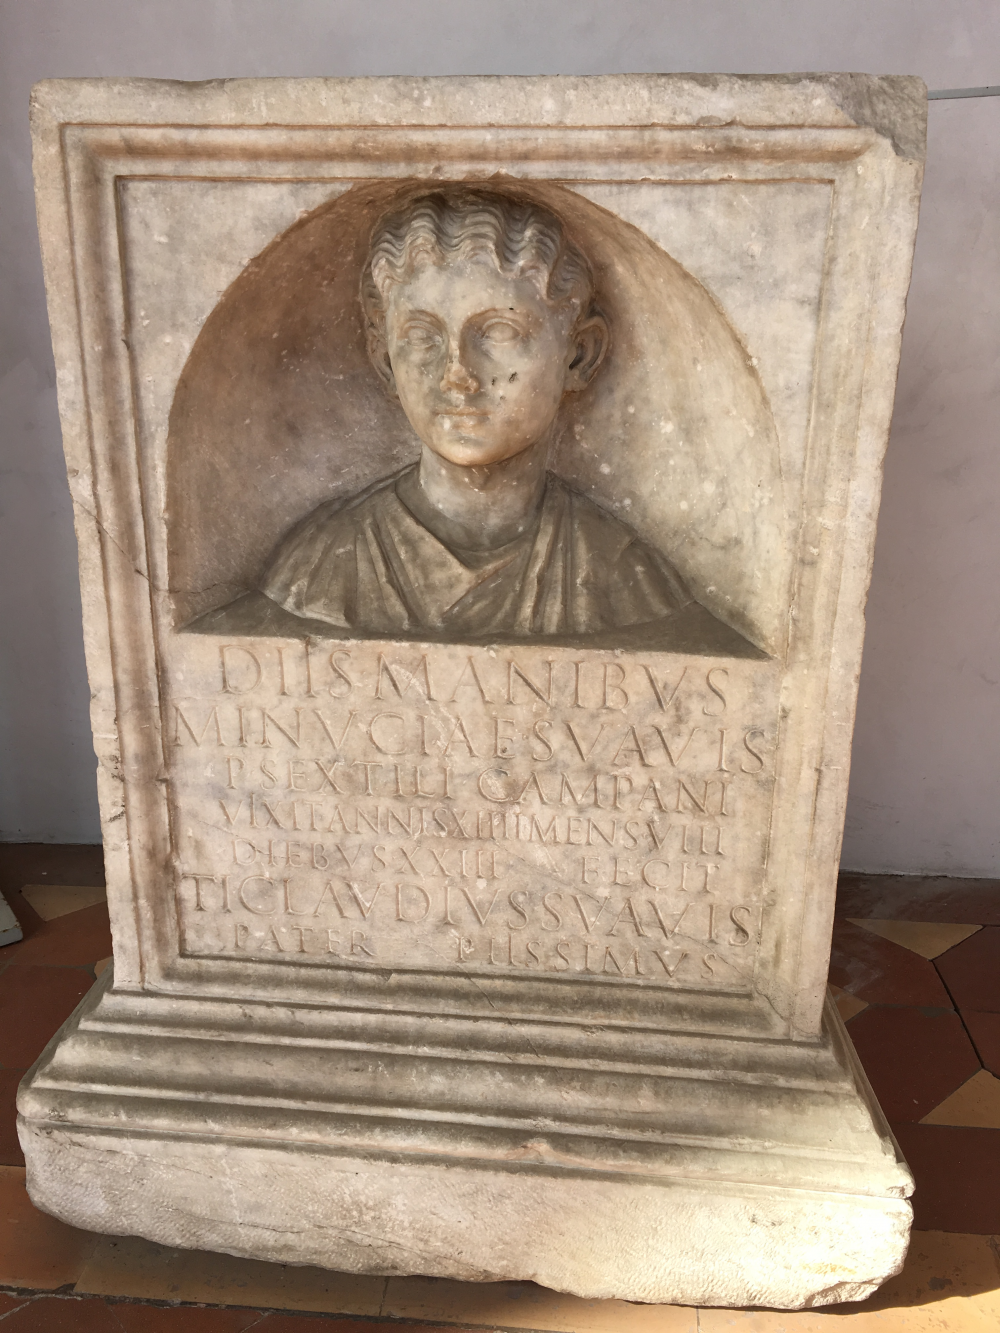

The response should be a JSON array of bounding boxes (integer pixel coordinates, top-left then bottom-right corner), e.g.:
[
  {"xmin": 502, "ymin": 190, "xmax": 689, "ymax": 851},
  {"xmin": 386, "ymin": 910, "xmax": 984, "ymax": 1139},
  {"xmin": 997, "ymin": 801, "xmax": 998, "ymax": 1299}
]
[{"xmin": 165, "ymin": 639, "xmax": 779, "ymax": 992}]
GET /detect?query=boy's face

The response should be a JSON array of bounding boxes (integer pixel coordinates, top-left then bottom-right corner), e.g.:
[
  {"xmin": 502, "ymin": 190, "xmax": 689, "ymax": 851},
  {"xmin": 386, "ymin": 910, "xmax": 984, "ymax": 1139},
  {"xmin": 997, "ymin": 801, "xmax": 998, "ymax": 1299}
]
[{"xmin": 383, "ymin": 258, "xmax": 580, "ymax": 468}]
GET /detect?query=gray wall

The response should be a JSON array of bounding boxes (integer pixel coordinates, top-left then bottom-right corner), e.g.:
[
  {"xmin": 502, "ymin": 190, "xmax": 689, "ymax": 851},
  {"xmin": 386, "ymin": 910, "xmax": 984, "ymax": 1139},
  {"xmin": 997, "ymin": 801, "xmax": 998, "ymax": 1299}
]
[{"xmin": 1, "ymin": 1, "xmax": 997, "ymax": 875}]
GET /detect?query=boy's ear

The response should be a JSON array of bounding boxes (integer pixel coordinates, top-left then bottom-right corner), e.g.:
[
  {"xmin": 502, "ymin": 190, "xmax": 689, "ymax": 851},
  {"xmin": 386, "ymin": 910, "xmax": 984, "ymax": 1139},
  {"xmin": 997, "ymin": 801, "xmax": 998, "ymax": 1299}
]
[
  {"xmin": 366, "ymin": 325, "xmax": 398, "ymax": 398},
  {"xmin": 565, "ymin": 312, "xmax": 609, "ymax": 392}
]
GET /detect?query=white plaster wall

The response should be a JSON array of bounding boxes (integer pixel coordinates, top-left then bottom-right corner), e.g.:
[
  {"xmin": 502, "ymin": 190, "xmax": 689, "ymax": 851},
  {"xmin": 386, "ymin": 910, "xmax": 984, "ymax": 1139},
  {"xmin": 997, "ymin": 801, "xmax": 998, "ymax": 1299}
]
[{"xmin": 0, "ymin": 1, "xmax": 997, "ymax": 874}]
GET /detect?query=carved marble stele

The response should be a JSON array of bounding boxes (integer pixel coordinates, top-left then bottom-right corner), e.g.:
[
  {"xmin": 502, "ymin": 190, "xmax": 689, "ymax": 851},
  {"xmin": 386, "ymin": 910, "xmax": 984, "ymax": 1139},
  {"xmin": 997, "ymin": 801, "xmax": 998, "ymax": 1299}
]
[{"xmin": 20, "ymin": 75, "xmax": 925, "ymax": 1310}]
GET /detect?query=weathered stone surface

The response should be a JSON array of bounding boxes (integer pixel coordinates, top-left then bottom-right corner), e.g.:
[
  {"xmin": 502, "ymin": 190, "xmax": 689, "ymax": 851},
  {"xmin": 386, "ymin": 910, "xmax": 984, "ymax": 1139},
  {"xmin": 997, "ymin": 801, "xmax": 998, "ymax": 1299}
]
[{"xmin": 20, "ymin": 73, "xmax": 925, "ymax": 1309}]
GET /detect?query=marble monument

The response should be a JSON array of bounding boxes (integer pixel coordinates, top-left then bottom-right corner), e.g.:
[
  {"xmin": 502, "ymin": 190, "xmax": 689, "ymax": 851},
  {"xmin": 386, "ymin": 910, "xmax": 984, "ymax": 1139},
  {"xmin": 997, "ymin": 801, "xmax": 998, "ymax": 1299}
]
[{"xmin": 20, "ymin": 74, "xmax": 926, "ymax": 1309}]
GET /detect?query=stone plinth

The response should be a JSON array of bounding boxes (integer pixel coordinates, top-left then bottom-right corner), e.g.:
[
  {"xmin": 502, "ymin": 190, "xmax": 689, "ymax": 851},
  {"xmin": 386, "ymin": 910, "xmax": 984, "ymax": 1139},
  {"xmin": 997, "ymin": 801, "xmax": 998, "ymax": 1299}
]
[{"xmin": 20, "ymin": 73, "xmax": 925, "ymax": 1309}]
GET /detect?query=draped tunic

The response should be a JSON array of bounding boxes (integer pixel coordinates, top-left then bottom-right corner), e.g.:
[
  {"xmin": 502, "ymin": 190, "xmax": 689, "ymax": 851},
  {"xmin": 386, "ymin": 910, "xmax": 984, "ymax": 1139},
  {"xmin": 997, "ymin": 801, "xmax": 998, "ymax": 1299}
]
[{"xmin": 259, "ymin": 466, "xmax": 693, "ymax": 638}]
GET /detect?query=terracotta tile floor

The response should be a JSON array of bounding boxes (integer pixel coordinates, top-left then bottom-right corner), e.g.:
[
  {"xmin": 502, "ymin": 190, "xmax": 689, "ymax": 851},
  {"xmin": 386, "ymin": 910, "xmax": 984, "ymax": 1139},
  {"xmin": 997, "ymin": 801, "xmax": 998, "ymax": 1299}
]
[{"xmin": 2, "ymin": 849, "xmax": 1000, "ymax": 1330}]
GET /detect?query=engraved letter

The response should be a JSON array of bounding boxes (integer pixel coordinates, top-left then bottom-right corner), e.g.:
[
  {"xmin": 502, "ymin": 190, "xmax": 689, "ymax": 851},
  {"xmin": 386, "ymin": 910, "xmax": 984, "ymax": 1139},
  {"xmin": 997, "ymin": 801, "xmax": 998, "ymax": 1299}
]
[
  {"xmin": 542, "ymin": 890, "xmax": 563, "ymax": 930},
  {"xmin": 531, "ymin": 720, "xmax": 554, "ymax": 762},
  {"xmin": 313, "ymin": 709, "xmax": 357, "ymax": 755},
  {"xmin": 182, "ymin": 872, "xmax": 218, "ymax": 912},
  {"xmin": 603, "ymin": 946, "xmax": 642, "ymax": 976},
  {"xmin": 649, "ymin": 900, "xmax": 692, "ymax": 940},
  {"xmin": 654, "ymin": 950, "xmax": 688, "ymax": 978},
  {"xmin": 572, "ymin": 893, "xmax": 611, "ymax": 933},
  {"xmin": 174, "ymin": 706, "xmax": 225, "ymax": 747},
  {"xmin": 651, "ymin": 727, "xmax": 699, "ymax": 768},
  {"xmin": 478, "ymin": 769, "xmax": 515, "ymax": 802},
  {"xmin": 742, "ymin": 729, "xmax": 767, "ymax": 773},
  {"xmin": 447, "ymin": 656, "xmax": 492, "ymax": 703},
  {"xmin": 375, "ymin": 654, "xmax": 433, "ymax": 701},
  {"xmin": 603, "ymin": 663, "xmax": 629, "ymax": 710},
  {"xmin": 329, "ymin": 649, "xmax": 354, "ymax": 697},
  {"xmin": 262, "ymin": 708, "xmax": 303, "ymax": 748},
  {"xmin": 611, "ymin": 726, "xmax": 652, "ymax": 767},
  {"xmin": 641, "ymin": 860, "xmax": 671, "ymax": 888},
  {"xmin": 643, "ymin": 664, "xmax": 687, "ymax": 711},
  {"xmin": 729, "ymin": 905, "xmax": 754, "ymax": 946},
  {"xmin": 507, "ymin": 889, "xmax": 530, "ymax": 930},
  {"xmin": 368, "ymin": 712, "xmax": 406, "ymax": 755},
  {"xmin": 221, "ymin": 645, "xmax": 262, "ymax": 694},
  {"xmin": 348, "ymin": 883, "xmax": 384, "ymax": 919},
  {"xmin": 443, "ymin": 716, "xmax": 479, "ymax": 757},
  {"xmin": 565, "ymin": 721, "xmax": 608, "ymax": 763},
  {"xmin": 494, "ymin": 717, "xmax": 517, "ymax": 758},
  {"xmin": 703, "ymin": 668, "xmax": 729, "ymax": 717},
  {"xmin": 396, "ymin": 883, "xmax": 431, "ymax": 922},
  {"xmin": 507, "ymin": 659, "xmax": 553, "ymax": 704},
  {"xmin": 607, "ymin": 897, "xmax": 648, "ymax": 937},
  {"xmin": 312, "ymin": 881, "xmax": 350, "ymax": 917},
  {"xmin": 460, "ymin": 885, "xmax": 503, "ymax": 926},
  {"xmin": 239, "ymin": 876, "xmax": 278, "ymax": 915}
]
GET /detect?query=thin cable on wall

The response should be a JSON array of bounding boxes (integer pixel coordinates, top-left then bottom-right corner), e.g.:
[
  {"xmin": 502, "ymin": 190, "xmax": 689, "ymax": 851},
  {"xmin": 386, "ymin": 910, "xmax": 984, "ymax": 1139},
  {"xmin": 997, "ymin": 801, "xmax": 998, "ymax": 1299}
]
[{"xmin": 928, "ymin": 86, "xmax": 1000, "ymax": 100}]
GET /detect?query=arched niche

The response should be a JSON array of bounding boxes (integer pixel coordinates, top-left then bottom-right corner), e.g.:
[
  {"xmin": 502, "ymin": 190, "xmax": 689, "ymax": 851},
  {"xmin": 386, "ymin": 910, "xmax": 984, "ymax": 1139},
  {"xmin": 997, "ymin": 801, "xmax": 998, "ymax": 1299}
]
[{"xmin": 166, "ymin": 179, "xmax": 786, "ymax": 653}]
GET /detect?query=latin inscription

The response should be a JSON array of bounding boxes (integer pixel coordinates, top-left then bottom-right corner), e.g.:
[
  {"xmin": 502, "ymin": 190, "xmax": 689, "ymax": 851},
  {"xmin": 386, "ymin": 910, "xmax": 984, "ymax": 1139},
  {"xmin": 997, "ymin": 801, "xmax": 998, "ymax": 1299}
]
[{"xmin": 165, "ymin": 641, "xmax": 779, "ymax": 990}]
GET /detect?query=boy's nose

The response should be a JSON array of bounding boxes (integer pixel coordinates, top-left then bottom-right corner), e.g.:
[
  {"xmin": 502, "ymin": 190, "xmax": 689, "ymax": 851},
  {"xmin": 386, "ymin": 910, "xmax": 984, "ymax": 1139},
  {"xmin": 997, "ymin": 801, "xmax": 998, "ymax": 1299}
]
[{"xmin": 440, "ymin": 344, "xmax": 479, "ymax": 394}]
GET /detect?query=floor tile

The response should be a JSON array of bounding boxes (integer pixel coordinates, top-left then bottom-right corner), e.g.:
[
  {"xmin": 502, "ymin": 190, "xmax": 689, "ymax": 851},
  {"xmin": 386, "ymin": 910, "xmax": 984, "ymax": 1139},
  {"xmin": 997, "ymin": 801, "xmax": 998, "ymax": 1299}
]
[
  {"xmin": 75, "ymin": 1234, "xmax": 386, "ymax": 1315},
  {"xmin": 891, "ymin": 1123, "xmax": 1000, "ymax": 1232},
  {"xmin": 855, "ymin": 1229, "xmax": 1000, "ymax": 1319},
  {"xmin": 695, "ymin": 1311, "xmax": 833, "ymax": 1330},
  {"xmin": 845, "ymin": 1005, "xmax": 980, "ymax": 1122},
  {"xmin": 0, "ymin": 1166, "xmax": 98, "ymax": 1288},
  {"xmin": 828, "ymin": 920, "xmax": 952, "ymax": 1007},
  {"xmin": 935, "ymin": 928, "xmax": 1000, "ymax": 1014},
  {"xmin": 962, "ymin": 1010, "xmax": 1000, "ymax": 1076},
  {"xmin": 0, "ymin": 902, "xmax": 113, "ymax": 968},
  {"xmin": 382, "ymin": 1275, "xmax": 697, "ymax": 1330},
  {"xmin": 0, "ymin": 1068, "xmax": 24, "ymax": 1167},
  {"xmin": 922, "ymin": 1069, "xmax": 1000, "ymax": 1128},
  {"xmin": 830, "ymin": 984, "xmax": 868, "ymax": 1023},
  {"xmin": 0, "ymin": 1293, "xmax": 31, "ymax": 1315},
  {"xmin": 19, "ymin": 884, "xmax": 108, "ymax": 921},
  {"xmin": 837, "ymin": 873, "xmax": 1000, "ymax": 926},
  {"xmin": 0, "ymin": 964, "xmax": 94, "ymax": 1068},
  {"xmin": 847, "ymin": 919, "xmax": 982, "ymax": 960},
  {"xmin": 0, "ymin": 845, "xmax": 105, "ymax": 901},
  {"xmin": 0, "ymin": 892, "xmax": 23, "ymax": 946},
  {"xmin": 111, "ymin": 1301, "xmax": 269, "ymax": 1330},
  {"xmin": 701, "ymin": 1230, "xmax": 1000, "ymax": 1328},
  {"xmin": 255, "ymin": 1318, "xmax": 464, "ymax": 1332},
  {"xmin": 0, "ymin": 1295, "xmax": 123, "ymax": 1331}
]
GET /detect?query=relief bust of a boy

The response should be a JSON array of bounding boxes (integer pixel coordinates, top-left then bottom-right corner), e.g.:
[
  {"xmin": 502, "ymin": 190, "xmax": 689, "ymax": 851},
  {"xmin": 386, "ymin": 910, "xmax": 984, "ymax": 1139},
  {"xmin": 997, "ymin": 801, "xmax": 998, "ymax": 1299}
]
[{"xmin": 202, "ymin": 188, "xmax": 752, "ymax": 651}]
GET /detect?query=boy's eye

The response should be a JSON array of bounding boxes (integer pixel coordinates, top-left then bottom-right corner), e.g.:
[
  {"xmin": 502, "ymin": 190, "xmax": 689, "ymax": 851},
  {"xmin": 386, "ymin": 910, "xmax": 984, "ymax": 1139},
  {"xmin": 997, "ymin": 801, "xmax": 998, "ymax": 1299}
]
[
  {"xmin": 481, "ymin": 320, "xmax": 522, "ymax": 345},
  {"xmin": 402, "ymin": 322, "xmax": 442, "ymax": 348}
]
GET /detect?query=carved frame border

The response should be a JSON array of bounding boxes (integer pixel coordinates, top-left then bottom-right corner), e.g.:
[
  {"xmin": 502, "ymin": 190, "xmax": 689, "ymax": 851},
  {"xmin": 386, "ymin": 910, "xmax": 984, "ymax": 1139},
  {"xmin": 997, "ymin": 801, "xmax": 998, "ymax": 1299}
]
[{"xmin": 30, "ymin": 77, "xmax": 923, "ymax": 1042}]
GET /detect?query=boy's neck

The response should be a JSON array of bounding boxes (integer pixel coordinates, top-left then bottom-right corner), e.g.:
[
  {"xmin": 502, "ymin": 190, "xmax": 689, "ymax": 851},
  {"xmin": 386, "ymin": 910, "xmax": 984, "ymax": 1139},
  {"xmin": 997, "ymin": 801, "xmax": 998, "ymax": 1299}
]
[{"xmin": 401, "ymin": 439, "xmax": 549, "ymax": 551}]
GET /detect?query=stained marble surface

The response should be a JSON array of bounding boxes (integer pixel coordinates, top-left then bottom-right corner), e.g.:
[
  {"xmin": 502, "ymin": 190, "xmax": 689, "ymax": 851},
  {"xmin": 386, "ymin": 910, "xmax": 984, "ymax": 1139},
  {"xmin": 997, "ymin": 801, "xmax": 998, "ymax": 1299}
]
[{"xmin": 21, "ymin": 73, "xmax": 926, "ymax": 1307}]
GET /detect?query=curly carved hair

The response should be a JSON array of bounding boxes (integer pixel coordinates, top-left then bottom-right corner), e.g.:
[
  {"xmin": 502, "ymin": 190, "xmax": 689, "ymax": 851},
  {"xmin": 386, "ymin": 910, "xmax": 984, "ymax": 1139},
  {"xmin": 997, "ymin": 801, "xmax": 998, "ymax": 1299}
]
[{"xmin": 361, "ymin": 189, "xmax": 596, "ymax": 353}]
